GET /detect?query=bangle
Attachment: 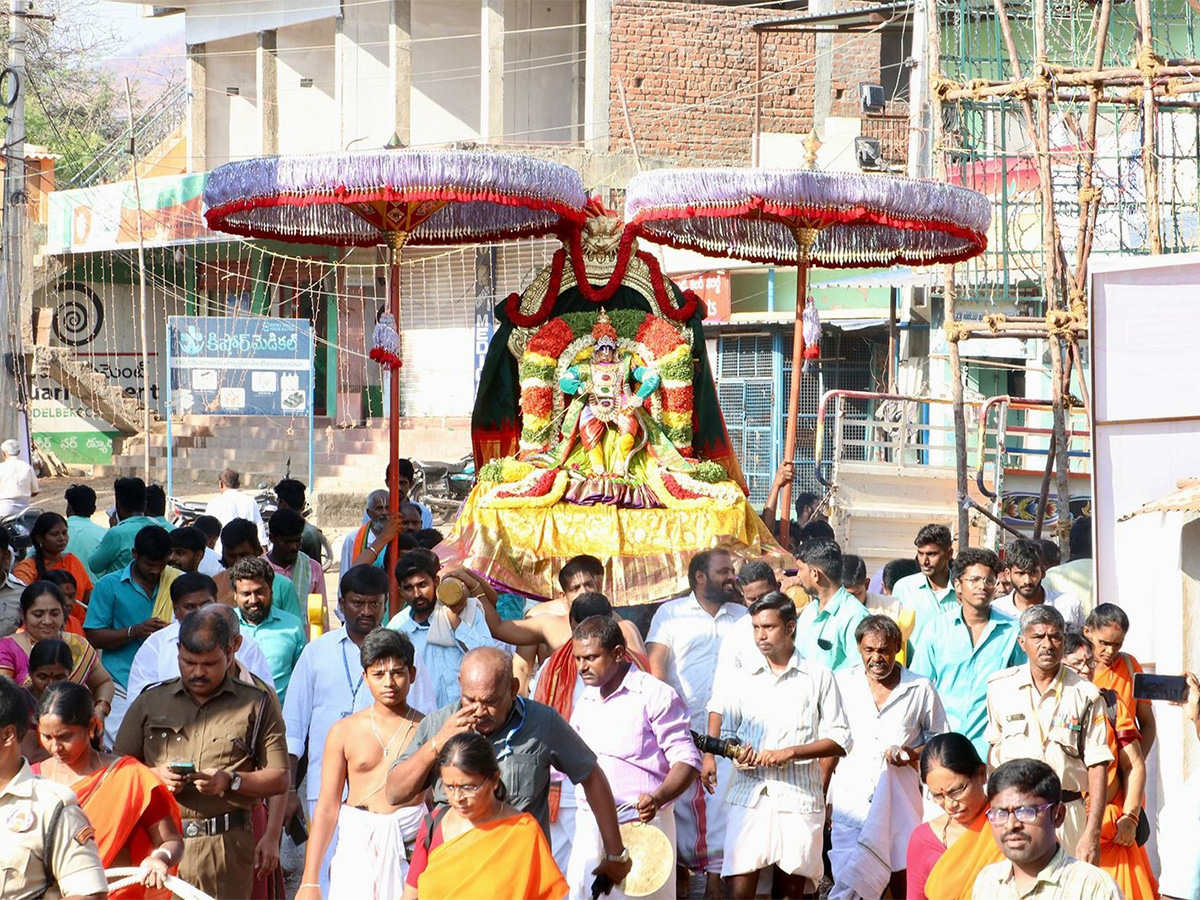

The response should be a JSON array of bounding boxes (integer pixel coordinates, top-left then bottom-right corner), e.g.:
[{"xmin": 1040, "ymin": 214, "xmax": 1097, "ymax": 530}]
[
  {"xmin": 1118, "ymin": 812, "xmax": 1138, "ymax": 824},
  {"xmin": 127, "ymin": 626, "xmax": 133, "ymax": 640},
  {"xmin": 299, "ymin": 884, "xmax": 321, "ymax": 890},
  {"xmin": 366, "ymin": 545, "xmax": 379, "ymax": 558}
]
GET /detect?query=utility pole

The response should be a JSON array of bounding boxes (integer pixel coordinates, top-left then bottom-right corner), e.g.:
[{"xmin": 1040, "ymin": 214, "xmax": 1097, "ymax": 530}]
[{"xmin": 0, "ymin": 0, "xmax": 31, "ymax": 461}]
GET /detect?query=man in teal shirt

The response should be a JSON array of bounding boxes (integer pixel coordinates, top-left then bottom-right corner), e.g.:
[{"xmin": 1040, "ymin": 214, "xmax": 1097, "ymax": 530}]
[
  {"xmin": 84, "ymin": 525, "xmax": 173, "ymax": 742},
  {"xmin": 794, "ymin": 540, "xmax": 869, "ymax": 671},
  {"xmin": 909, "ymin": 547, "xmax": 1025, "ymax": 758},
  {"xmin": 88, "ymin": 478, "xmax": 159, "ymax": 577},
  {"xmin": 227, "ymin": 556, "xmax": 306, "ymax": 702},
  {"xmin": 892, "ymin": 523, "xmax": 957, "ymax": 651},
  {"xmin": 64, "ymin": 484, "xmax": 108, "ymax": 582}
]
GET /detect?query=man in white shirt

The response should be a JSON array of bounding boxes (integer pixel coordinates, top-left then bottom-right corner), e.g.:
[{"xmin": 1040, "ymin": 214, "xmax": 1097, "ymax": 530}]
[
  {"xmin": 706, "ymin": 591, "xmax": 851, "ymax": 899},
  {"xmin": 126, "ymin": 572, "xmax": 274, "ymax": 699},
  {"xmin": 828, "ymin": 615, "xmax": 946, "ymax": 900},
  {"xmin": 647, "ymin": 548, "xmax": 746, "ymax": 897},
  {"xmin": 193, "ymin": 515, "xmax": 225, "ymax": 576},
  {"xmin": 388, "ymin": 550, "xmax": 507, "ymax": 708},
  {"xmin": 0, "ymin": 438, "xmax": 38, "ymax": 517},
  {"xmin": 992, "ymin": 539, "xmax": 1085, "ymax": 632},
  {"xmin": 283, "ymin": 565, "xmax": 434, "ymax": 895},
  {"xmin": 205, "ymin": 469, "xmax": 266, "ymax": 546}
]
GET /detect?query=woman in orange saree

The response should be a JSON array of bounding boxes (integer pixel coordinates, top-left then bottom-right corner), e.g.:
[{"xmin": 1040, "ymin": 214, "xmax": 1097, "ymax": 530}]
[
  {"xmin": 1064, "ymin": 633, "xmax": 1158, "ymax": 899},
  {"xmin": 906, "ymin": 732, "xmax": 1004, "ymax": 900},
  {"xmin": 404, "ymin": 732, "xmax": 567, "ymax": 900},
  {"xmin": 33, "ymin": 681, "xmax": 183, "ymax": 899}
]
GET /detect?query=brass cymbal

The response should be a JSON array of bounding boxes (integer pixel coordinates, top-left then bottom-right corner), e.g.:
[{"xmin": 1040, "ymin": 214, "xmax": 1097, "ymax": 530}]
[{"xmin": 618, "ymin": 821, "xmax": 674, "ymax": 897}]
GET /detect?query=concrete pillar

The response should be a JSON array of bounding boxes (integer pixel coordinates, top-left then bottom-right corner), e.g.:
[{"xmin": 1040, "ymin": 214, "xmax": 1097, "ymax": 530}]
[
  {"xmin": 480, "ymin": 0, "xmax": 504, "ymax": 141},
  {"xmin": 186, "ymin": 42, "xmax": 207, "ymax": 171},
  {"xmin": 257, "ymin": 30, "xmax": 279, "ymax": 155},
  {"xmin": 389, "ymin": 0, "xmax": 412, "ymax": 145},
  {"xmin": 584, "ymin": 0, "xmax": 611, "ymax": 152},
  {"xmin": 334, "ymin": 14, "xmax": 348, "ymax": 149}
]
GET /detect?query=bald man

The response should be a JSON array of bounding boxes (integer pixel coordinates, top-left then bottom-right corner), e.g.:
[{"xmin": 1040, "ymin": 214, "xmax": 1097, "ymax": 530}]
[{"xmin": 387, "ymin": 648, "xmax": 634, "ymax": 886}]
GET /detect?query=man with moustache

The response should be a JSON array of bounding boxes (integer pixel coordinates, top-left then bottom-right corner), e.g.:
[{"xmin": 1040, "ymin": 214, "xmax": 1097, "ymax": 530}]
[
  {"xmin": 828, "ymin": 615, "xmax": 946, "ymax": 900},
  {"xmin": 284, "ymin": 565, "xmax": 436, "ymax": 895},
  {"xmin": 972, "ymin": 759, "xmax": 1121, "ymax": 899},
  {"xmin": 229, "ymin": 556, "xmax": 307, "ymax": 703},
  {"xmin": 985, "ymin": 605, "xmax": 1111, "ymax": 865},
  {"xmin": 647, "ymin": 548, "xmax": 747, "ymax": 897},
  {"xmin": 115, "ymin": 606, "xmax": 290, "ymax": 899},
  {"xmin": 566, "ymin": 615, "xmax": 700, "ymax": 899},
  {"xmin": 706, "ymin": 591, "xmax": 851, "ymax": 899}
]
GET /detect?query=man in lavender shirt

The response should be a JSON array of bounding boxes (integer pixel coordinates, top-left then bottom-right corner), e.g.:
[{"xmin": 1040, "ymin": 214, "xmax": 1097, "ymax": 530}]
[{"xmin": 568, "ymin": 615, "xmax": 702, "ymax": 900}]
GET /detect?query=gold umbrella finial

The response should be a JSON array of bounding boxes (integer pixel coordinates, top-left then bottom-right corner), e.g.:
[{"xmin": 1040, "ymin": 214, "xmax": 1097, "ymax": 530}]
[{"xmin": 804, "ymin": 130, "xmax": 822, "ymax": 169}]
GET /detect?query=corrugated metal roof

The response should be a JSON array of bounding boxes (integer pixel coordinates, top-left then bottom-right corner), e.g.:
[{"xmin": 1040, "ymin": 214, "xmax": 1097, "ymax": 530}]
[{"xmin": 1119, "ymin": 478, "xmax": 1200, "ymax": 521}]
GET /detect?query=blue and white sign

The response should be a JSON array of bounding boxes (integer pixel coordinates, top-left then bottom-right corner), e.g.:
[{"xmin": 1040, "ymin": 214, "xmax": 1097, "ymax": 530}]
[{"xmin": 167, "ymin": 316, "xmax": 313, "ymax": 417}]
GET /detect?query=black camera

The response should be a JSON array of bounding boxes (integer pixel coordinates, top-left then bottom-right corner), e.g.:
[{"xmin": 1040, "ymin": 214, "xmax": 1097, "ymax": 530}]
[{"xmin": 691, "ymin": 730, "xmax": 749, "ymax": 762}]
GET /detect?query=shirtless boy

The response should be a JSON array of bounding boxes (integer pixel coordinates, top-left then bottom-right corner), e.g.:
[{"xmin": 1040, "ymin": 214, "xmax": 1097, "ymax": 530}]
[{"xmin": 297, "ymin": 628, "xmax": 425, "ymax": 900}]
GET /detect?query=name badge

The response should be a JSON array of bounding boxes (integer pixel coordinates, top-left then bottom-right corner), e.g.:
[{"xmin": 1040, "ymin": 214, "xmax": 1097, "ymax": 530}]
[{"xmin": 1006, "ymin": 713, "xmax": 1026, "ymax": 722}]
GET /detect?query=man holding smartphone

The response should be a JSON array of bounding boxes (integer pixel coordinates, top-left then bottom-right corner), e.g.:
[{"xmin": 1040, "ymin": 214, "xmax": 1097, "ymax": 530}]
[{"xmin": 115, "ymin": 605, "xmax": 291, "ymax": 898}]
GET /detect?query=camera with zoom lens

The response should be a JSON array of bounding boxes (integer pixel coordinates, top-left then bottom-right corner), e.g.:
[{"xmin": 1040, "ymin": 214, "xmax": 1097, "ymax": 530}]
[{"xmin": 691, "ymin": 730, "xmax": 749, "ymax": 762}]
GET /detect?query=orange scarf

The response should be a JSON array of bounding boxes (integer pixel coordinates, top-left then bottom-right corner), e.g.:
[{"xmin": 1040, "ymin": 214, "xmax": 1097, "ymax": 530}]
[
  {"xmin": 533, "ymin": 644, "xmax": 650, "ymax": 723},
  {"xmin": 418, "ymin": 813, "xmax": 567, "ymax": 900},
  {"xmin": 73, "ymin": 756, "xmax": 183, "ymax": 900},
  {"xmin": 1094, "ymin": 653, "xmax": 1142, "ymax": 748},
  {"xmin": 923, "ymin": 810, "xmax": 1005, "ymax": 900},
  {"xmin": 1096, "ymin": 691, "xmax": 1158, "ymax": 899}
]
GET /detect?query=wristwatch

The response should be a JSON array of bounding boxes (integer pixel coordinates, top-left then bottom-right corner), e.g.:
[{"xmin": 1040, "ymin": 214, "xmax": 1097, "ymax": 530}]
[
  {"xmin": 603, "ymin": 848, "xmax": 631, "ymax": 864},
  {"xmin": 228, "ymin": 772, "xmax": 243, "ymax": 793}
]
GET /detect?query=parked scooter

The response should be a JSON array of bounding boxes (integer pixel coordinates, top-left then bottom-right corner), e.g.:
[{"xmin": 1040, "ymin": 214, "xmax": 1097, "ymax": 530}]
[
  {"xmin": 0, "ymin": 506, "xmax": 43, "ymax": 559},
  {"xmin": 412, "ymin": 456, "xmax": 474, "ymax": 523}
]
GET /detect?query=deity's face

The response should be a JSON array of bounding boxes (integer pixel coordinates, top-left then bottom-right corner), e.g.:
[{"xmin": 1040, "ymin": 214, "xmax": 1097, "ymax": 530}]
[{"xmin": 595, "ymin": 344, "xmax": 617, "ymax": 363}]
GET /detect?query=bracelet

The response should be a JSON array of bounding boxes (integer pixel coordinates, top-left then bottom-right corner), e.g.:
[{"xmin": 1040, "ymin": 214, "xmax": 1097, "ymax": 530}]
[
  {"xmin": 299, "ymin": 884, "xmax": 321, "ymax": 890},
  {"xmin": 1118, "ymin": 812, "xmax": 1138, "ymax": 824},
  {"xmin": 127, "ymin": 626, "xmax": 133, "ymax": 640},
  {"xmin": 366, "ymin": 545, "xmax": 379, "ymax": 558},
  {"xmin": 150, "ymin": 848, "xmax": 172, "ymax": 864}
]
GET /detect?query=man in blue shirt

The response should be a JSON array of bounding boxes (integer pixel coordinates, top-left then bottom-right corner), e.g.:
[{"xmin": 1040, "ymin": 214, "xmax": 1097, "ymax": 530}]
[
  {"xmin": 909, "ymin": 547, "xmax": 1024, "ymax": 758},
  {"xmin": 228, "ymin": 555, "xmax": 306, "ymax": 702},
  {"xmin": 84, "ymin": 524, "xmax": 173, "ymax": 742},
  {"xmin": 88, "ymin": 477, "xmax": 160, "ymax": 577},
  {"xmin": 64, "ymin": 484, "xmax": 108, "ymax": 582}
]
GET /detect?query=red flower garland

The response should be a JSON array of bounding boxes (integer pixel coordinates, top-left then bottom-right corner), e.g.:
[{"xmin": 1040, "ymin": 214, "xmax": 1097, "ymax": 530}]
[
  {"xmin": 661, "ymin": 471, "xmax": 705, "ymax": 501},
  {"xmin": 640, "ymin": 252, "xmax": 699, "ymax": 321},
  {"xmin": 527, "ymin": 317, "xmax": 576, "ymax": 358},
  {"xmin": 496, "ymin": 468, "xmax": 560, "ymax": 498},
  {"xmin": 504, "ymin": 250, "xmax": 569, "ymax": 327}
]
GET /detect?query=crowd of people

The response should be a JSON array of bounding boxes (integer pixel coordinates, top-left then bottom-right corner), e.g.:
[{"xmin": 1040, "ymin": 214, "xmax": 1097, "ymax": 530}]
[{"xmin": 1, "ymin": 466, "xmax": 1199, "ymax": 900}]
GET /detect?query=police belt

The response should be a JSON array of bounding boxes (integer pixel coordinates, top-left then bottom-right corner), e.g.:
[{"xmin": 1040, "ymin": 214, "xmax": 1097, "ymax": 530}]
[
  {"xmin": 182, "ymin": 809, "xmax": 251, "ymax": 838},
  {"xmin": 1060, "ymin": 790, "xmax": 1083, "ymax": 804}
]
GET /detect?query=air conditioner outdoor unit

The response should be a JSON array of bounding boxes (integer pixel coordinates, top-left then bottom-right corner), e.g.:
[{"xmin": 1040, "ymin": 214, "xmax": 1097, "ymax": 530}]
[{"xmin": 860, "ymin": 83, "xmax": 886, "ymax": 113}]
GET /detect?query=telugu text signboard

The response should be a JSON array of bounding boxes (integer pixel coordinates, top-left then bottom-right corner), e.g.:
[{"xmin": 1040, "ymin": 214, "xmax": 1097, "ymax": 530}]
[{"xmin": 167, "ymin": 316, "xmax": 313, "ymax": 417}]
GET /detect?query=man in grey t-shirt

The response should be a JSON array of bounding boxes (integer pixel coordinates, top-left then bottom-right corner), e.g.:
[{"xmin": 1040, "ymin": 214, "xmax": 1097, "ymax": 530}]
[{"xmin": 387, "ymin": 646, "xmax": 632, "ymax": 887}]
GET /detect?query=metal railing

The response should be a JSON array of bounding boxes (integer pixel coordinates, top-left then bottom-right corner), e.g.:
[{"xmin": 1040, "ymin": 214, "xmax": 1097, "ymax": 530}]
[{"xmin": 69, "ymin": 82, "xmax": 188, "ymax": 188}]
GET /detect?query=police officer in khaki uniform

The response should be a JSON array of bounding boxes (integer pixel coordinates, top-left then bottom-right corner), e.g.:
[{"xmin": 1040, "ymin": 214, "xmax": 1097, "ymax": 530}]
[
  {"xmin": 115, "ymin": 606, "xmax": 289, "ymax": 898},
  {"xmin": 0, "ymin": 676, "xmax": 109, "ymax": 900},
  {"xmin": 984, "ymin": 604, "xmax": 1112, "ymax": 866}
]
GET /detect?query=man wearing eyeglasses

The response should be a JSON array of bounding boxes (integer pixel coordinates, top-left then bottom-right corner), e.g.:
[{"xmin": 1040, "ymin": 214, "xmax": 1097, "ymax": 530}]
[
  {"xmin": 971, "ymin": 759, "xmax": 1122, "ymax": 899},
  {"xmin": 386, "ymin": 646, "xmax": 634, "ymax": 890},
  {"xmin": 909, "ymin": 548, "xmax": 1025, "ymax": 759},
  {"xmin": 983, "ymin": 605, "xmax": 1111, "ymax": 865}
]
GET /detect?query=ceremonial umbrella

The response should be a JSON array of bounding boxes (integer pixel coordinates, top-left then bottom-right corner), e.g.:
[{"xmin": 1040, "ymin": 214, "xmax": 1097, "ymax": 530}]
[
  {"xmin": 624, "ymin": 162, "xmax": 991, "ymax": 544},
  {"xmin": 204, "ymin": 150, "xmax": 587, "ymax": 611}
]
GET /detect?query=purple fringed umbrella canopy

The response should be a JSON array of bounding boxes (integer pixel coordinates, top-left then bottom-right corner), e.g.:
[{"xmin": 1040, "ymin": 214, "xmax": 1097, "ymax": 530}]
[
  {"xmin": 624, "ymin": 165, "xmax": 992, "ymax": 546},
  {"xmin": 202, "ymin": 149, "xmax": 587, "ymax": 616}
]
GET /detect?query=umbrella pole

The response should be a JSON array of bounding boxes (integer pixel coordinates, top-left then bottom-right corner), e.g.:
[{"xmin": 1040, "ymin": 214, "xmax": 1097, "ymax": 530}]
[
  {"xmin": 779, "ymin": 226, "xmax": 818, "ymax": 550},
  {"xmin": 386, "ymin": 231, "xmax": 408, "ymax": 617}
]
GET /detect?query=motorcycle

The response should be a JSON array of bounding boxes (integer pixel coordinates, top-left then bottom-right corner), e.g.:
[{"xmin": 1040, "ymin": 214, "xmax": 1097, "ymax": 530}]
[
  {"xmin": 412, "ymin": 455, "xmax": 474, "ymax": 523},
  {"xmin": 0, "ymin": 506, "xmax": 43, "ymax": 559}
]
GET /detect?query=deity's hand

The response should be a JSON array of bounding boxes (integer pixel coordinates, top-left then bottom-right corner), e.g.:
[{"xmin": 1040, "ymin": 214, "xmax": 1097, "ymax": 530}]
[{"xmin": 627, "ymin": 394, "xmax": 645, "ymax": 409}]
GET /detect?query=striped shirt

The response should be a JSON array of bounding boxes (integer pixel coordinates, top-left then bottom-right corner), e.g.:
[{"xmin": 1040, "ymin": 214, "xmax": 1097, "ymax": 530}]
[
  {"xmin": 971, "ymin": 847, "xmax": 1123, "ymax": 900},
  {"xmin": 708, "ymin": 647, "xmax": 851, "ymax": 812}
]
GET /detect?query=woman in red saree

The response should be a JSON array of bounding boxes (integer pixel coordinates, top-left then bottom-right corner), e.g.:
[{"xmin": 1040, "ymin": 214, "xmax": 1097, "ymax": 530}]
[
  {"xmin": 403, "ymin": 732, "xmax": 567, "ymax": 900},
  {"xmin": 34, "ymin": 680, "xmax": 184, "ymax": 899},
  {"xmin": 906, "ymin": 732, "xmax": 1004, "ymax": 900}
]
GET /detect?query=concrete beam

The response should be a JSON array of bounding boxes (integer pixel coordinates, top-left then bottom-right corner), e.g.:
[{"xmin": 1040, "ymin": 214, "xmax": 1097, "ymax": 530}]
[
  {"xmin": 186, "ymin": 42, "xmax": 207, "ymax": 171},
  {"xmin": 584, "ymin": 0, "xmax": 611, "ymax": 152},
  {"xmin": 389, "ymin": 0, "xmax": 412, "ymax": 145},
  {"xmin": 257, "ymin": 30, "xmax": 279, "ymax": 155},
  {"xmin": 480, "ymin": 0, "xmax": 504, "ymax": 141}
]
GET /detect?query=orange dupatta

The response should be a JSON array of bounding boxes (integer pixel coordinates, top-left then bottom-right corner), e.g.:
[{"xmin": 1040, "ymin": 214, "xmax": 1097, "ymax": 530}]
[
  {"xmin": 923, "ymin": 811, "xmax": 1005, "ymax": 900},
  {"xmin": 12, "ymin": 553, "xmax": 93, "ymax": 625},
  {"xmin": 418, "ymin": 813, "xmax": 567, "ymax": 900},
  {"xmin": 1094, "ymin": 653, "xmax": 1142, "ymax": 748},
  {"xmin": 73, "ymin": 756, "xmax": 183, "ymax": 900},
  {"xmin": 1096, "ymin": 690, "xmax": 1158, "ymax": 899}
]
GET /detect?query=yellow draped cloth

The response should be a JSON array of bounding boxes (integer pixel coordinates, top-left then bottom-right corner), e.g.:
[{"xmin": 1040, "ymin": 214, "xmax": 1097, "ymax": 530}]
[
  {"xmin": 418, "ymin": 813, "xmax": 567, "ymax": 900},
  {"xmin": 923, "ymin": 810, "xmax": 1005, "ymax": 900}
]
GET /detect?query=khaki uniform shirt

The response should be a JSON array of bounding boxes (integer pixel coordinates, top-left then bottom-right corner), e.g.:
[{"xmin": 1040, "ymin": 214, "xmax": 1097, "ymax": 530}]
[
  {"xmin": 971, "ymin": 846, "xmax": 1123, "ymax": 900},
  {"xmin": 0, "ymin": 759, "xmax": 109, "ymax": 900},
  {"xmin": 984, "ymin": 664, "xmax": 1113, "ymax": 792},
  {"xmin": 113, "ymin": 672, "xmax": 289, "ymax": 818}
]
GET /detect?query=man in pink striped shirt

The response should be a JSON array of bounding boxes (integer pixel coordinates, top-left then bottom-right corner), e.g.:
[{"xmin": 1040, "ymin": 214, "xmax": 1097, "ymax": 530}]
[{"xmin": 567, "ymin": 615, "xmax": 701, "ymax": 900}]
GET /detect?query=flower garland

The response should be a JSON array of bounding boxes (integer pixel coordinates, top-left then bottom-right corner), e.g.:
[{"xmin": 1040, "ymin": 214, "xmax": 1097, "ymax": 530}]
[{"xmin": 482, "ymin": 468, "xmax": 569, "ymax": 509}]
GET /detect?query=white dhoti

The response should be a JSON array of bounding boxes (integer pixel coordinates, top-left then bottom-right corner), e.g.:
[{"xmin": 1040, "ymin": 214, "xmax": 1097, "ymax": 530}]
[
  {"xmin": 103, "ymin": 684, "xmax": 131, "ymax": 747},
  {"xmin": 829, "ymin": 765, "xmax": 922, "ymax": 900},
  {"xmin": 567, "ymin": 805, "xmax": 677, "ymax": 900},
  {"xmin": 550, "ymin": 781, "xmax": 578, "ymax": 875},
  {"xmin": 674, "ymin": 756, "xmax": 731, "ymax": 874},
  {"xmin": 328, "ymin": 804, "xmax": 421, "ymax": 900},
  {"xmin": 720, "ymin": 792, "xmax": 824, "ymax": 884}
]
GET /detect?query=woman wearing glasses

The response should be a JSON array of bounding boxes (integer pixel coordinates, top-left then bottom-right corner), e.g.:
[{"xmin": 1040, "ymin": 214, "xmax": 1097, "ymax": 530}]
[
  {"xmin": 403, "ymin": 732, "xmax": 567, "ymax": 900},
  {"xmin": 906, "ymin": 733, "xmax": 1004, "ymax": 900}
]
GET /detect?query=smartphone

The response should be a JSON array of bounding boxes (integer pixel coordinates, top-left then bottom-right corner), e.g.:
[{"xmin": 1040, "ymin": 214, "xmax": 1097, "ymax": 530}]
[
  {"xmin": 1133, "ymin": 673, "xmax": 1189, "ymax": 703},
  {"xmin": 168, "ymin": 761, "xmax": 196, "ymax": 776}
]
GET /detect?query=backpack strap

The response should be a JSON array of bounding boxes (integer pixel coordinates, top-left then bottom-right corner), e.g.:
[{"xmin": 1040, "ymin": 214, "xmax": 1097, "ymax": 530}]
[
  {"xmin": 29, "ymin": 800, "xmax": 67, "ymax": 900},
  {"xmin": 421, "ymin": 804, "xmax": 452, "ymax": 854}
]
